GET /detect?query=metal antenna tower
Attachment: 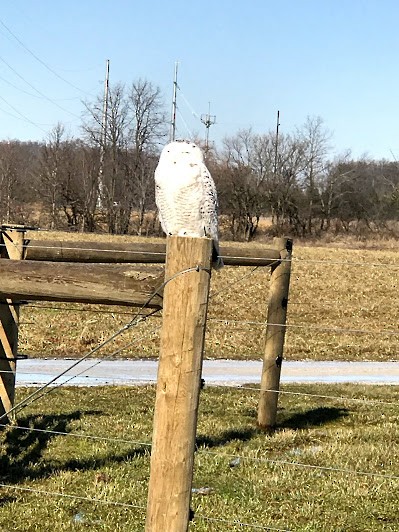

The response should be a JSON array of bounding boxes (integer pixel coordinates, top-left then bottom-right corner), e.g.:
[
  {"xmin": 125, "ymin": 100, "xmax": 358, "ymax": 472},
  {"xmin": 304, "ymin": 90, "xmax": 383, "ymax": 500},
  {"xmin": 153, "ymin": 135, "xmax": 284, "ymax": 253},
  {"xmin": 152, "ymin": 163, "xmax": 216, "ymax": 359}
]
[
  {"xmin": 273, "ymin": 109, "xmax": 280, "ymax": 175},
  {"xmin": 170, "ymin": 62, "xmax": 178, "ymax": 142},
  {"xmin": 201, "ymin": 102, "xmax": 216, "ymax": 154},
  {"xmin": 98, "ymin": 59, "xmax": 110, "ymax": 208}
]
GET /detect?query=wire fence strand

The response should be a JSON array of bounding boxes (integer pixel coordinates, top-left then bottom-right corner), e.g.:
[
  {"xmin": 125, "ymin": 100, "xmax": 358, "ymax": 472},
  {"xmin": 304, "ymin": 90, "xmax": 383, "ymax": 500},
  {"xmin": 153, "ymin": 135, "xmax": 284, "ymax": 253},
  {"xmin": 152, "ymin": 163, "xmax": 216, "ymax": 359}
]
[
  {"xmin": 194, "ymin": 514, "xmax": 292, "ymax": 531},
  {"xmin": 198, "ymin": 449, "xmax": 399, "ymax": 481},
  {"xmin": 6, "ymin": 369, "xmax": 399, "ymax": 407},
  {"xmin": 0, "ymin": 482, "xmax": 146, "ymax": 510}
]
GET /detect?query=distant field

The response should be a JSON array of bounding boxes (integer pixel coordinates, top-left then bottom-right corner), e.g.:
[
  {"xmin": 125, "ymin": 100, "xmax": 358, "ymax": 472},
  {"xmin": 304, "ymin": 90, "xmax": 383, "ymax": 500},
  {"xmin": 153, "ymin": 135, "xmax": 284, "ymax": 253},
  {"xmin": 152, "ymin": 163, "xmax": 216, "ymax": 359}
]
[
  {"xmin": 18, "ymin": 231, "xmax": 399, "ymax": 362},
  {"xmin": 0, "ymin": 384, "xmax": 398, "ymax": 531}
]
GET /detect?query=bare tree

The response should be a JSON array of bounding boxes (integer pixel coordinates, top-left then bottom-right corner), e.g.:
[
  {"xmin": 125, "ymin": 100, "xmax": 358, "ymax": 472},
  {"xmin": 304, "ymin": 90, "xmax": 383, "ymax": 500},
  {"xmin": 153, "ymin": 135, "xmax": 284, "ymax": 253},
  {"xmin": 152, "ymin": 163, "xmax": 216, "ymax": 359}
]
[
  {"xmin": 126, "ymin": 79, "xmax": 167, "ymax": 234},
  {"xmin": 36, "ymin": 123, "xmax": 68, "ymax": 229},
  {"xmin": 82, "ymin": 79, "xmax": 167, "ymax": 234},
  {"xmin": 218, "ymin": 129, "xmax": 272, "ymax": 240},
  {"xmin": 296, "ymin": 116, "xmax": 332, "ymax": 234},
  {"xmin": 0, "ymin": 141, "xmax": 19, "ymax": 223},
  {"xmin": 82, "ymin": 82, "xmax": 129, "ymax": 232}
]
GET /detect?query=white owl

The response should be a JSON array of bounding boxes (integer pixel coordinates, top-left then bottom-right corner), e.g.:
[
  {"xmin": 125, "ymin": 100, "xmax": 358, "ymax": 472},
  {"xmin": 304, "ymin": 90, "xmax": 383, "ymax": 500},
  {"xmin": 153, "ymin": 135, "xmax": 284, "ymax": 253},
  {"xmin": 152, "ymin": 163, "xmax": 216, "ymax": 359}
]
[{"xmin": 155, "ymin": 140, "xmax": 223, "ymax": 269}]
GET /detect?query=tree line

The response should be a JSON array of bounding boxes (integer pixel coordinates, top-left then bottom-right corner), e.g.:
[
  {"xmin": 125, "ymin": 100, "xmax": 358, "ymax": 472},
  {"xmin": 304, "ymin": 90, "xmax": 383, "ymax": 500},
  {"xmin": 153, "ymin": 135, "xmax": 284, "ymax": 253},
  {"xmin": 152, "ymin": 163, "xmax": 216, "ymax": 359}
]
[{"xmin": 1, "ymin": 79, "xmax": 398, "ymax": 240}]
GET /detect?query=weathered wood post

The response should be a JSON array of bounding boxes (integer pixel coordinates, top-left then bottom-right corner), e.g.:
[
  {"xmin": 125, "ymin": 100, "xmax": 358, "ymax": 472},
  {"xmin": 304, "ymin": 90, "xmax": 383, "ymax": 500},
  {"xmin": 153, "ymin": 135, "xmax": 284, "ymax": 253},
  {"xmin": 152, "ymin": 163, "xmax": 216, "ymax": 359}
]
[
  {"xmin": 145, "ymin": 236, "xmax": 212, "ymax": 532},
  {"xmin": 0, "ymin": 225, "xmax": 26, "ymax": 423},
  {"xmin": 257, "ymin": 237, "xmax": 293, "ymax": 430}
]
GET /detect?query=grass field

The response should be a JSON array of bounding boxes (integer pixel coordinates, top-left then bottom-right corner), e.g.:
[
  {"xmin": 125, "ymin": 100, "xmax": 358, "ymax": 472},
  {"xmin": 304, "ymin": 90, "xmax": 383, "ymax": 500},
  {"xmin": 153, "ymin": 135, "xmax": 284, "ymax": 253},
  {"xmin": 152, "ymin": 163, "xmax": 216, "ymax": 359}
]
[
  {"xmin": 0, "ymin": 384, "xmax": 398, "ymax": 531},
  {"xmin": 18, "ymin": 231, "xmax": 399, "ymax": 362},
  {"xmin": 1, "ymin": 232, "xmax": 398, "ymax": 530}
]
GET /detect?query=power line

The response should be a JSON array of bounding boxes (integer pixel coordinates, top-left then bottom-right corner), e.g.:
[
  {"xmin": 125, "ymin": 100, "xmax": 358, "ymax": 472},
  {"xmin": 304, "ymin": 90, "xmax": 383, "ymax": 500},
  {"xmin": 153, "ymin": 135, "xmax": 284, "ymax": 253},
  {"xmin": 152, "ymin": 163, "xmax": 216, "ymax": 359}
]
[
  {"xmin": 0, "ymin": 73, "xmax": 82, "ymax": 101},
  {"xmin": 0, "ymin": 55, "xmax": 81, "ymax": 120},
  {"xmin": 0, "ymin": 17, "xmax": 92, "ymax": 96},
  {"xmin": 0, "ymin": 94, "xmax": 48, "ymax": 133}
]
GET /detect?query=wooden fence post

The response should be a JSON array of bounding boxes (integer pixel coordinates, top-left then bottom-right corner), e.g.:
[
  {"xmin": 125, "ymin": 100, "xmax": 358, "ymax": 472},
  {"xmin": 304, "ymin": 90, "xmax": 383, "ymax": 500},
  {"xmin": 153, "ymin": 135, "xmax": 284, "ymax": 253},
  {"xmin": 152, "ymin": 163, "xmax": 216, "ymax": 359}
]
[
  {"xmin": 145, "ymin": 236, "xmax": 212, "ymax": 532},
  {"xmin": 0, "ymin": 225, "xmax": 26, "ymax": 423},
  {"xmin": 257, "ymin": 237, "xmax": 293, "ymax": 430}
]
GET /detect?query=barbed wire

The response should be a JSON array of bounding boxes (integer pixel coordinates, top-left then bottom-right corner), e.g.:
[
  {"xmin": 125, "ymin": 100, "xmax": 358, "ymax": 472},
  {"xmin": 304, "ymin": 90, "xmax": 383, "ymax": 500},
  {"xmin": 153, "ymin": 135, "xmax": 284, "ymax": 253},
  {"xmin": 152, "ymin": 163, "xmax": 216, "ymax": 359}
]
[
  {"xmin": 222, "ymin": 382, "xmax": 399, "ymax": 406},
  {"xmin": 291, "ymin": 256, "xmax": 399, "ymax": 268},
  {"xmin": 0, "ymin": 422, "xmax": 152, "ymax": 447},
  {"xmin": 7, "ymin": 368, "xmax": 399, "ymax": 407},
  {"xmin": 194, "ymin": 514, "xmax": 292, "ymax": 531},
  {"xmin": 3, "ymin": 240, "xmax": 399, "ymax": 268},
  {"xmin": 0, "ymin": 304, "xmax": 158, "ymax": 421},
  {"xmin": 0, "ymin": 482, "xmax": 146, "ymax": 510},
  {"xmin": 198, "ymin": 449, "xmax": 399, "ymax": 481},
  {"xmin": 207, "ymin": 319, "xmax": 399, "ymax": 336},
  {"xmin": 209, "ymin": 266, "xmax": 261, "ymax": 299},
  {"xmin": 0, "ymin": 265, "xmax": 209, "ymax": 422}
]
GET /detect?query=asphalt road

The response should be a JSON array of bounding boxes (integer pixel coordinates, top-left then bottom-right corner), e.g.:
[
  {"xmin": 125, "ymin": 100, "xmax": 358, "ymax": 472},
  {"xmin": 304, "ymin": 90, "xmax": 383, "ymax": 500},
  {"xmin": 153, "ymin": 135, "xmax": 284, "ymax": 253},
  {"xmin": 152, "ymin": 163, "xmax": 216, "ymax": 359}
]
[{"xmin": 14, "ymin": 359, "xmax": 399, "ymax": 387}]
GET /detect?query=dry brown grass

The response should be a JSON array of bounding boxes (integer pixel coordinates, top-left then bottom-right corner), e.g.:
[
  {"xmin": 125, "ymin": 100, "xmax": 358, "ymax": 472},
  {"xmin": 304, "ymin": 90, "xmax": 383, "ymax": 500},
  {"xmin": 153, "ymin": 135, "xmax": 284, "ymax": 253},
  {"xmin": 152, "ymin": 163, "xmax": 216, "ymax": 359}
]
[{"xmin": 18, "ymin": 231, "xmax": 399, "ymax": 361}]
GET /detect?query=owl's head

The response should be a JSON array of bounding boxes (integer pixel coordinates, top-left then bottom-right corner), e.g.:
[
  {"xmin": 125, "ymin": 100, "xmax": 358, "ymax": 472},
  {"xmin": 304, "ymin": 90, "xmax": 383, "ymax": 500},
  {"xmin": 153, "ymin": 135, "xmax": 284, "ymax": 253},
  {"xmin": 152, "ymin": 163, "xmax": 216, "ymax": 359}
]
[{"xmin": 160, "ymin": 140, "xmax": 204, "ymax": 164}]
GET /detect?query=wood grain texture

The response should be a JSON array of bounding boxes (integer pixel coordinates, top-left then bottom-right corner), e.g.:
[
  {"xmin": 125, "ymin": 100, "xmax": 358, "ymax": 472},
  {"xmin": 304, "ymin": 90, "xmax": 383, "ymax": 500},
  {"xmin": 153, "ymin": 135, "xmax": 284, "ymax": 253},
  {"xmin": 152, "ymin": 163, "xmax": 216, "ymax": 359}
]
[
  {"xmin": 0, "ymin": 260, "xmax": 164, "ymax": 307},
  {"xmin": 0, "ymin": 229, "xmax": 24, "ymax": 422},
  {"xmin": 24, "ymin": 239, "xmax": 281, "ymax": 266},
  {"xmin": 258, "ymin": 237, "xmax": 293, "ymax": 429},
  {"xmin": 146, "ymin": 236, "xmax": 212, "ymax": 532}
]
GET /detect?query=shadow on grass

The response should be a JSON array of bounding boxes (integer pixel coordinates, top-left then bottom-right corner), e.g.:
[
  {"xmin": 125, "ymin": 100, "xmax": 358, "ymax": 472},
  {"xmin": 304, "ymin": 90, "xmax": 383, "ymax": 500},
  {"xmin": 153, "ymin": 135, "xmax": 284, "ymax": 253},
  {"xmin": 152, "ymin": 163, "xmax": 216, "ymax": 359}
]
[
  {"xmin": 0, "ymin": 496, "xmax": 17, "ymax": 507},
  {"xmin": 0, "ymin": 411, "xmax": 150, "ymax": 483},
  {"xmin": 279, "ymin": 406, "xmax": 349, "ymax": 430},
  {"xmin": 196, "ymin": 427, "xmax": 258, "ymax": 448},
  {"xmin": 196, "ymin": 407, "xmax": 349, "ymax": 448}
]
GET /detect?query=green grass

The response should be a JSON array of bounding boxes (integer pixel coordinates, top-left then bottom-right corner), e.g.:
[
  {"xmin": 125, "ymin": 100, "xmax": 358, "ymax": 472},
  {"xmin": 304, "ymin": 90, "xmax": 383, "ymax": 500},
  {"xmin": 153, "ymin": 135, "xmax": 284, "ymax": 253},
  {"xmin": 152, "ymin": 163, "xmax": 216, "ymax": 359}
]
[
  {"xmin": 0, "ymin": 384, "xmax": 398, "ymax": 531},
  {"xmin": 17, "ymin": 232, "xmax": 399, "ymax": 362}
]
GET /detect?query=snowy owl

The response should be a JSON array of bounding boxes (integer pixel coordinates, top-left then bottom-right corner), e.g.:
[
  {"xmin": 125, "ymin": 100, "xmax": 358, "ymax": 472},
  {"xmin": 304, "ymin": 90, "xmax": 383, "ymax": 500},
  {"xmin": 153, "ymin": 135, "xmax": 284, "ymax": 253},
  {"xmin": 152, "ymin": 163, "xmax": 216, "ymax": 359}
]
[{"xmin": 155, "ymin": 140, "xmax": 223, "ymax": 269}]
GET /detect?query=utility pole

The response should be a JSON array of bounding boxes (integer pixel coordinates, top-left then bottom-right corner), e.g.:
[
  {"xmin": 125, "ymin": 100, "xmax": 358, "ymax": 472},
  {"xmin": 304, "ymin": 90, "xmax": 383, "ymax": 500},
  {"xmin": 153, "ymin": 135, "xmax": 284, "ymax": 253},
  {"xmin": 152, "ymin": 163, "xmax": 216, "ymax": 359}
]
[
  {"xmin": 273, "ymin": 110, "xmax": 280, "ymax": 175},
  {"xmin": 201, "ymin": 102, "xmax": 216, "ymax": 155},
  {"xmin": 98, "ymin": 59, "xmax": 110, "ymax": 208},
  {"xmin": 170, "ymin": 62, "xmax": 178, "ymax": 142}
]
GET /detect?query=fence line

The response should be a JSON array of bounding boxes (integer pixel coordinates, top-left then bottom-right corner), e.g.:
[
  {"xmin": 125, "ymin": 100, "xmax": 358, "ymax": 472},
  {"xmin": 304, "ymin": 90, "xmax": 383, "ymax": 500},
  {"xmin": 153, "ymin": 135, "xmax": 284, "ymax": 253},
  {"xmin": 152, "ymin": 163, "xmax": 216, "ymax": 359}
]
[
  {"xmin": 198, "ymin": 450, "xmax": 399, "ymax": 481},
  {"xmin": 2, "ymin": 238, "xmax": 398, "ymax": 530},
  {"xmin": 17, "ymin": 311, "xmax": 399, "ymax": 338},
  {"xmin": 4, "ymin": 240, "xmax": 399, "ymax": 268},
  {"xmin": 0, "ymin": 265, "xmax": 213, "ymax": 422},
  {"xmin": 0, "ymin": 482, "xmax": 146, "ymax": 510},
  {"xmin": 0, "ymin": 483, "xmax": 290, "ymax": 531},
  {"xmin": 228, "ymin": 383, "xmax": 399, "ymax": 406},
  {"xmin": 0, "ymin": 422, "xmax": 152, "ymax": 447},
  {"xmin": 2, "ymin": 414, "xmax": 398, "ymax": 481},
  {"xmin": 7, "ymin": 370, "xmax": 399, "ymax": 407},
  {"xmin": 194, "ymin": 514, "xmax": 292, "ymax": 531},
  {"xmin": 207, "ymin": 319, "xmax": 399, "ymax": 336},
  {"xmin": 0, "ymin": 307, "xmax": 161, "ymax": 423},
  {"xmin": 292, "ymin": 257, "xmax": 399, "ymax": 268}
]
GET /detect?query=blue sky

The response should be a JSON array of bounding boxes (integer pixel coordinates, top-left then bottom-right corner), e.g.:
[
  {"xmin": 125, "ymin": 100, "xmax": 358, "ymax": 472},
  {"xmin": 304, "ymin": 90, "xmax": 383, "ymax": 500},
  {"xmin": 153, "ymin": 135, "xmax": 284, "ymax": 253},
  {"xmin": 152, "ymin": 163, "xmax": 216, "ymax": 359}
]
[{"xmin": 1, "ymin": 0, "xmax": 398, "ymax": 160}]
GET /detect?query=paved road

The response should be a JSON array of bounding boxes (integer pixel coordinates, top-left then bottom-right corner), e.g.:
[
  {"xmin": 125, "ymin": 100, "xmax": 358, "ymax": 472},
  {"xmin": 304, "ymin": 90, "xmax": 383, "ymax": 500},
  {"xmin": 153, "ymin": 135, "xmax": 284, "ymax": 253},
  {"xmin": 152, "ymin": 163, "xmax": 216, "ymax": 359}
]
[{"xmin": 14, "ymin": 359, "xmax": 399, "ymax": 386}]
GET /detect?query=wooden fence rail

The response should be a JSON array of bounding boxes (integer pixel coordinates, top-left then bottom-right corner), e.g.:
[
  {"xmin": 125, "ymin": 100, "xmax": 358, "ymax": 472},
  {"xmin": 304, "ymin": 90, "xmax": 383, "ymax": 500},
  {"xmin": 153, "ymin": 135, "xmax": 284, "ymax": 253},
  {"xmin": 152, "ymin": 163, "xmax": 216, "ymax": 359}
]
[
  {"xmin": 0, "ymin": 260, "xmax": 163, "ymax": 307},
  {"xmin": 21, "ymin": 239, "xmax": 281, "ymax": 267},
  {"xmin": 0, "ymin": 226, "xmax": 293, "ymax": 530}
]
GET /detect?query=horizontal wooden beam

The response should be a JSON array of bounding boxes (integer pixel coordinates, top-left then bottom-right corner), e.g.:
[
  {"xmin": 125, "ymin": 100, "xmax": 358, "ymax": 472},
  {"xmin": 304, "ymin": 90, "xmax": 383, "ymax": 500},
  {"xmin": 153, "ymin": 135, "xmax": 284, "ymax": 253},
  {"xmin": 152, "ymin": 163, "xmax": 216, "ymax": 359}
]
[
  {"xmin": 22, "ymin": 239, "xmax": 281, "ymax": 267},
  {"xmin": 0, "ymin": 260, "xmax": 163, "ymax": 307}
]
